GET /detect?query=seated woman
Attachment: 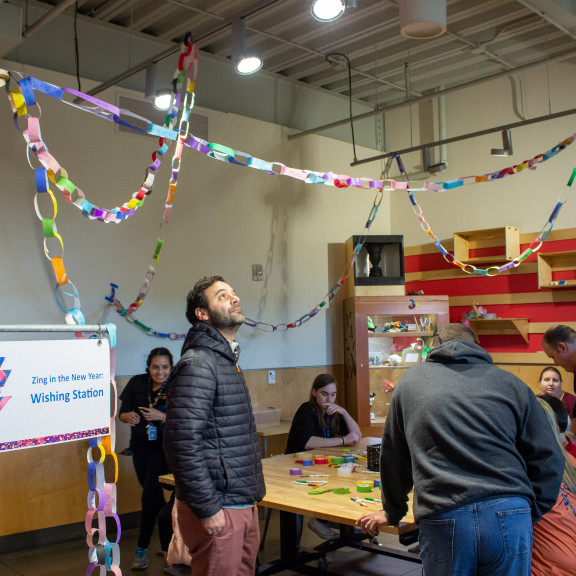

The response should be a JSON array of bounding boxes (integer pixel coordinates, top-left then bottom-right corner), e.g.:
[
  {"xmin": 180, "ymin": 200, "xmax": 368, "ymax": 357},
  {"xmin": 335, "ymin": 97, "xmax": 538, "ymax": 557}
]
[
  {"xmin": 285, "ymin": 373, "xmax": 361, "ymax": 540},
  {"xmin": 538, "ymin": 366, "xmax": 576, "ymax": 434},
  {"xmin": 539, "ymin": 393, "xmax": 576, "ymax": 459},
  {"xmin": 531, "ymin": 396, "xmax": 576, "ymax": 576}
]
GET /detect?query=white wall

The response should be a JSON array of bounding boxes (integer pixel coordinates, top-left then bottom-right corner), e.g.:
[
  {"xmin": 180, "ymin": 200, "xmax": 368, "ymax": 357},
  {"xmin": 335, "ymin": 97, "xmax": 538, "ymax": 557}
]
[
  {"xmin": 387, "ymin": 61, "xmax": 576, "ymax": 246},
  {"xmin": 0, "ymin": 60, "xmax": 390, "ymax": 375}
]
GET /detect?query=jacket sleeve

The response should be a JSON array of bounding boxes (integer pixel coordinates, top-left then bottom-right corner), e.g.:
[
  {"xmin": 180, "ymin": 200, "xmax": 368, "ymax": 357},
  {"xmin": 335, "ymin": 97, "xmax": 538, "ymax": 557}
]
[
  {"xmin": 380, "ymin": 391, "xmax": 414, "ymax": 525},
  {"xmin": 517, "ymin": 390, "xmax": 564, "ymax": 521},
  {"xmin": 163, "ymin": 353, "xmax": 222, "ymax": 519}
]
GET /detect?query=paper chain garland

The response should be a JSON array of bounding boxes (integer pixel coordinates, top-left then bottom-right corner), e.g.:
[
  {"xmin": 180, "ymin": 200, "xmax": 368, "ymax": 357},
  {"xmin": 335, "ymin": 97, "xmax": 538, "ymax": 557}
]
[
  {"xmin": 86, "ymin": 369, "xmax": 122, "ymax": 576},
  {"xmin": 2, "ymin": 44, "xmax": 573, "ymax": 338},
  {"xmin": 391, "ymin": 154, "xmax": 572, "ymax": 276}
]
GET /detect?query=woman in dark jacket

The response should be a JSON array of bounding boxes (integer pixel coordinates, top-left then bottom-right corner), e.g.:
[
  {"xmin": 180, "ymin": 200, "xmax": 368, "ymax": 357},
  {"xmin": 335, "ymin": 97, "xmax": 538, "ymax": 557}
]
[{"xmin": 119, "ymin": 347, "xmax": 173, "ymax": 570}]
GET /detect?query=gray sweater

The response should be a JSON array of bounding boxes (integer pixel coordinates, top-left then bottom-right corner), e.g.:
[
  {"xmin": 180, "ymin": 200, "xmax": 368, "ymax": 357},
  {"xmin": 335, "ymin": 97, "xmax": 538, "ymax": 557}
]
[{"xmin": 381, "ymin": 339, "xmax": 564, "ymax": 524}]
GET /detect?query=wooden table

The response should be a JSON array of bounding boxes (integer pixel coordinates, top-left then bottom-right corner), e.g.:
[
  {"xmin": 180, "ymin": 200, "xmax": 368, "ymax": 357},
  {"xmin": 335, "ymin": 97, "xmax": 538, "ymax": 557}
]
[
  {"xmin": 257, "ymin": 437, "xmax": 419, "ymax": 575},
  {"xmin": 160, "ymin": 438, "xmax": 419, "ymax": 575}
]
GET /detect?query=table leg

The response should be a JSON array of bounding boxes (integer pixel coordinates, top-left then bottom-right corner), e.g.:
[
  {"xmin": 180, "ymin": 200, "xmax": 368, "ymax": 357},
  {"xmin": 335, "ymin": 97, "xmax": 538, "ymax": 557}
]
[{"xmin": 279, "ymin": 511, "xmax": 302, "ymax": 558}]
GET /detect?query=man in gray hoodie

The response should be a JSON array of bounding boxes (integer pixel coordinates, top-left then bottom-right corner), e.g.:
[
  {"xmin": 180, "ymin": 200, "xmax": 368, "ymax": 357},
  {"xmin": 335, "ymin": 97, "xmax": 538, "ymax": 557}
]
[{"xmin": 357, "ymin": 323, "xmax": 563, "ymax": 576}]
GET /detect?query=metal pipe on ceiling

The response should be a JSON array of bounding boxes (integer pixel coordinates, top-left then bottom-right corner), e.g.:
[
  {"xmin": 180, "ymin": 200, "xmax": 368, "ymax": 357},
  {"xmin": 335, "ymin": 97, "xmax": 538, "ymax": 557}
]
[
  {"xmin": 288, "ymin": 50, "xmax": 576, "ymax": 141},
  {"xmin": 22, "ymin": 0, "xmax": 80, "ymax": 39},
  {"xmin": 83, "ymin": 0, "xmax": 285, "ymax": 97},
  {"xmin": 349, "ymin": 105, "xmax": 576, "ymax": 167}
]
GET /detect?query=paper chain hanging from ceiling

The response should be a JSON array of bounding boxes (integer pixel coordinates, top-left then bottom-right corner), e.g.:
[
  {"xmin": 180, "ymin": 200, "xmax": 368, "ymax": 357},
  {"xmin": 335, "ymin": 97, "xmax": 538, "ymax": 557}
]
[{"xmin": 1, "ymin": 44, "xmax": 572, "ymax": 337}]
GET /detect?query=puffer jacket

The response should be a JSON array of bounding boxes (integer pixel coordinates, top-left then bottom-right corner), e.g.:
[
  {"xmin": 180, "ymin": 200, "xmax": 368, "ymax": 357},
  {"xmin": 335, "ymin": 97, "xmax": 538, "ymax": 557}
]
[{"xmin": 163, "ymin": 322, "xmax": 265, "ymax": 519}]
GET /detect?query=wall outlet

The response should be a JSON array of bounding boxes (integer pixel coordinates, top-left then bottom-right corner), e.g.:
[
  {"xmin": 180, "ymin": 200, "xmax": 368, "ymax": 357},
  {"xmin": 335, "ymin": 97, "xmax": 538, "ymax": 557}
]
[
  {"xmin": 267, "ymin": 370, "xmax": 276, "ymax": 384},
  {"xmin": 141, "ymin": 352, "xmax": 148, "ymax": 367}
]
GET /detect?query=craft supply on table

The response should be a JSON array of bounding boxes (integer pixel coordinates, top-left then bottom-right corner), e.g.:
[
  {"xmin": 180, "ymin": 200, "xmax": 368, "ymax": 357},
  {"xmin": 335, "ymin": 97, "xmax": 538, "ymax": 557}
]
[
  {"xmin": 300, "ymin": 474, "xmax": 329, "ymax": 478},
  {"xmin": 332, "ymin": 487, "xmax": 350, "ymax": 495},
  {"xmin": 357, "ymin": 483, "xmax": 372, "ymax": 493},
  {"xmin": 293, "ymin": 480, "xmax": 328, "ymax": 486},
  {"xmin": 308, "ymin": 488, "xmax": 332, "ymax": 495},
  {"xmin": 337, "ymin": 463, "xmax": 355, "ymax": 475},
  {"xmin": 289, "ymin": 468, "xmax": 302, "ymax": 475},
  {"xmin": 351, "ymin": 497, "xmax": 367, "ymax": 507}
]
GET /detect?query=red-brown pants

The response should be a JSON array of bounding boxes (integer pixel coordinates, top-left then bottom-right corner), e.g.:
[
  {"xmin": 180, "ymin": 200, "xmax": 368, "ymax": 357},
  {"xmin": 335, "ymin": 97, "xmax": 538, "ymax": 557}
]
[{"xmin": 176, "ymin": 500, "xmax": 260, "ymax": 576}]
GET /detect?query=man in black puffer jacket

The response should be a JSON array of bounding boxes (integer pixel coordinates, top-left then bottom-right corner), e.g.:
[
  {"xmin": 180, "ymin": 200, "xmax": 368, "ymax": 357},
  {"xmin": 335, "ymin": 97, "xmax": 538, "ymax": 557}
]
[{"xmin": 164, "ymin": 275, "xmax": 265, "ymax": 575}]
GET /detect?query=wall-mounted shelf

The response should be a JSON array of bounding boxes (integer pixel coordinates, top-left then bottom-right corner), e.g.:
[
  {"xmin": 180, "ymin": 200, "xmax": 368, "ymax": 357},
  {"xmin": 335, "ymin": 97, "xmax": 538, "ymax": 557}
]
[
  {"xmin": 369, "ymin": 331, "xmax": 433, "ymax": 338},
  {"xmin": 468, "ymin": 318, "xmax": 529, "ymax": 343},
  {"xmin": 453, "ymin": 226, "xmax": 520, "ymax": 264},
  {"xmin": 537, "ymin": 251, "xmax": 576, "ymax": 289}
]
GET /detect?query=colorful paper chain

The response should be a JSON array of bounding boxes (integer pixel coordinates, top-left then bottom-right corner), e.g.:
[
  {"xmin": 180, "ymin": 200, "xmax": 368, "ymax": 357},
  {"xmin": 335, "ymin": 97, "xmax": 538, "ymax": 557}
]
[
  {"xmin": 3, "ymin": 52, "xmax": 574, "ymax": 337},
  {"xmin": 4, "ymin": 66, "xmax": 576, "ymax": 222},
  {"xmin": 86, "ymin": 343, "xmax": 121, "ymax": 576},
  {"xmin": 391, "ymin": 153, "xmax": 573, "ymax": 275}
]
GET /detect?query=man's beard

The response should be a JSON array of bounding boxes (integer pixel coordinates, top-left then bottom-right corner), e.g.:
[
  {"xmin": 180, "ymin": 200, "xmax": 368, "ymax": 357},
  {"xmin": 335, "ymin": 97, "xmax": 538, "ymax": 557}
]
[{"xmin": 206, "ymin": 307, "xmax": 244, "ymax": 331}]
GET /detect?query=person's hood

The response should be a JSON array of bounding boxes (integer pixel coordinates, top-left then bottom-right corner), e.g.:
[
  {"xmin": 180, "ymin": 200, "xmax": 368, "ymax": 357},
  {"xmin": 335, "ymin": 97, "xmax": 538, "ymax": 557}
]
[
  {"xmin": 180, "ymin": 322, "xmax": 236, "ymax": 363},
  {"xmin": 427, "ymin": 338, "xmax": 493, "ymax": 365}
]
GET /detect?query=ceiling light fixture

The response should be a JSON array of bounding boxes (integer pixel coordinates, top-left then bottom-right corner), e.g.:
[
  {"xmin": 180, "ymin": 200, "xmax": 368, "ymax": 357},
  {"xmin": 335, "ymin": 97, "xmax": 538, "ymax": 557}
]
[
  {"xmin": 422, "ymin": 147, "xmax": 447, "ymax": 174},
  {"xmin": 145, "ymin": 62, "xmax": 172, "ymax": 110},
  {"xmin": 491, "ymin": 129, "xmax": 513, "ymax": 157},
  {"xmin": 154, "ymin": 89, "xmax": 172, "ymax": 111},
  {"xmin": 232, "ymin": 19, "xmax": 263, "ymax": 75},
  {"xmin": 311, "ymin": 0, "xmax": 347, "ymax": 22},
  {"xmin": 400, "ymin": 0, "xmax": 447, "ymax": 39}
]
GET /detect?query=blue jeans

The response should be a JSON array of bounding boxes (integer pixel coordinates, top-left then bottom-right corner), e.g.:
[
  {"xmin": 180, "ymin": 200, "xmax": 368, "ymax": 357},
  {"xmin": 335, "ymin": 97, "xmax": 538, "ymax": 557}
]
[{"xmin": 418, "ymin": 497, "xmax": 532, "ymax": 576}]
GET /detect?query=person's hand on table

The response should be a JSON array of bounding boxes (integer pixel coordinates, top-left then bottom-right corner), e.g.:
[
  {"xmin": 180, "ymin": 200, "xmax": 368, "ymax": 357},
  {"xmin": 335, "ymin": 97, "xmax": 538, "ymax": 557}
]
[
  {"xmin": 201, "ymin": 509, "xmax": 226, "ymax": 536},
  {"xmin": 356, "ymin": 510, "xmax": 390, "ymax": 536},
  {"xmin": 343, "ymin": 431, "xmax": 361, "ymax": 445}
]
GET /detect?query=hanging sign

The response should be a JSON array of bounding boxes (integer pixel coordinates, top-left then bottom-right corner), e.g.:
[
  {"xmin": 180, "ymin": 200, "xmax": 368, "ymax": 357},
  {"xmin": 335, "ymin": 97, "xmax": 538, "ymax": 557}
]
[{"xmin": 0, "ymin": 338, "xmax": 110, "ymax": 451}]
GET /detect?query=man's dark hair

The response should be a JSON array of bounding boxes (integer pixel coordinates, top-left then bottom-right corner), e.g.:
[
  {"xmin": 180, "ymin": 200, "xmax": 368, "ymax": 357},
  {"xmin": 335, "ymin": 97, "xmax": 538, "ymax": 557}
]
[
  {"xmin": 542, "ymin": 325, "xmax": 576, "ymax": 348},
  {"xmin": 186, "ymin": 275, "xmax": 226, "ymax": 324},
  {"xmin": 433, "ymin": 323, "xmax": 477, "ymax": 347},
  {"xmin": 538, "ymin": 393, "xmax": 569, "ymax": 433}
]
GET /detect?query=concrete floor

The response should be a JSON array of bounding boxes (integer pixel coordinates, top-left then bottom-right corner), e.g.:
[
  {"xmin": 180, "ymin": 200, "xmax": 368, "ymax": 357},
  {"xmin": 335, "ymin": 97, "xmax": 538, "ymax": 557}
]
[{"xmin": 0, "ymin": 512, "xmax": 422, "ymax": 576}]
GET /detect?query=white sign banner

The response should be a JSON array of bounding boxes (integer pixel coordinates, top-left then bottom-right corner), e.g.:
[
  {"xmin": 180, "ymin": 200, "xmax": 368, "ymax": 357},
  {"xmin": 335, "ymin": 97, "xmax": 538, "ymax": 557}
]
[{"xmin": 0, "ymin": 338, "xmax": 111, "ymax": 451}]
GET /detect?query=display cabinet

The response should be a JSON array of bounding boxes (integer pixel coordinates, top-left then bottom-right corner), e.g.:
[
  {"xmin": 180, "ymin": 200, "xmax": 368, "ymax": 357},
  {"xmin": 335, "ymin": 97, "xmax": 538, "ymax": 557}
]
[{"xmin": 343, "ymin": 295, "xmax": 449, "ymax": 430}]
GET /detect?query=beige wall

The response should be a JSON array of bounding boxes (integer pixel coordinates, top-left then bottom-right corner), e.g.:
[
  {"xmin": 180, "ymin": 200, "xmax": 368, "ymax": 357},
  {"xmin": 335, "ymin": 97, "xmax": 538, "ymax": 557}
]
[{"xmin": 388, "ymin": 62, "xmax": 576, "ymax": 246}]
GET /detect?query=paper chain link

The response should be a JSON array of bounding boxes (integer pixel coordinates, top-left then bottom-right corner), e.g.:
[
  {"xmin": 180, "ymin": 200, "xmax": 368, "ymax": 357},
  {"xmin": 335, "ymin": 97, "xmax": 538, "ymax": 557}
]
[
  {"xmin": 390, "ymin": 153, "xmax": 573, "ymax": 276},
  {"xmin": 86, "ymin": 382, "xmax": 122, "ymax": 576}
]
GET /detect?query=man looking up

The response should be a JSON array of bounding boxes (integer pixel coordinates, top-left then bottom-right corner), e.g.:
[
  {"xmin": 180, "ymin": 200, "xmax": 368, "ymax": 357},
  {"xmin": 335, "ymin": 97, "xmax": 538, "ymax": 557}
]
[
  {"xmin": 542, "ymin": 325, "xmax": 576, "ymax": 393},
  {"xmin": 164, "ymin": 275, "xmax": 265, "ymax": 576},
  {"xmin": 357, "ymin": 323, "xmax": 563, "ymax": 576}
]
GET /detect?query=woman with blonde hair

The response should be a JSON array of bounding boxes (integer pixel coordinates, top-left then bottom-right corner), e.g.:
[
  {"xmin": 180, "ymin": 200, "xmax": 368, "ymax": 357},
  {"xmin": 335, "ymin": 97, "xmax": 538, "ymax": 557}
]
[{"xmin": 531, "ymin": 396, "xmax": 576, "ymax": 576}]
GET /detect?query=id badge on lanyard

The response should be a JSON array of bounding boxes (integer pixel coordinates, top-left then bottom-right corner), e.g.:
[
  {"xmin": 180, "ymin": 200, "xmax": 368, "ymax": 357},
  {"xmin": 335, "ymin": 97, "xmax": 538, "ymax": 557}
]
[
  {"xmin": 147, "ymin": 380, "xmax": 165, "ymax": 442},
  {"xmin": 147, "ymin": 424, "xmax": 158, "ymax": 441}
]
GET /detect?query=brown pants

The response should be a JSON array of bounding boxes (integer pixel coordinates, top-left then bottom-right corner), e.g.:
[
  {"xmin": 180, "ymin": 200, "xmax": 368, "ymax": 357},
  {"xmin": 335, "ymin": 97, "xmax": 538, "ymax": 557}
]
[{"xmin": 176, "ymin": 500, "xmax": 260, "ymax": 576}]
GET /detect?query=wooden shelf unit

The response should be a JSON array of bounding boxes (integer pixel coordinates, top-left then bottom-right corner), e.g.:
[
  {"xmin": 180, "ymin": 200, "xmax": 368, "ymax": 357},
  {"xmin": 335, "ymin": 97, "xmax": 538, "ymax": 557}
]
[
  {"xmin": 343, "ymin": 295, "xmax": 449, "ymax": 429},
  {"xmin": 468, "ymin": 318, "xmax": 529, "ymax": 343},
  {"xmin": 537, "ymin": 251, "xmax": 576, "ymax": 289},
  {"xmin": 453, "ymin": 226, "xmax": 520, "ymax": 264}
]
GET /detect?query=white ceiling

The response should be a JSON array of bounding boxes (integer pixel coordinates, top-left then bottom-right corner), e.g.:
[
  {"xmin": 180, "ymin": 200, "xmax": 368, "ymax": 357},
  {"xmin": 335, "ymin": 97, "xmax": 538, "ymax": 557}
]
[{"xmin": 3, "ymin": 0, "xmax": 576, "ymax": 145}]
